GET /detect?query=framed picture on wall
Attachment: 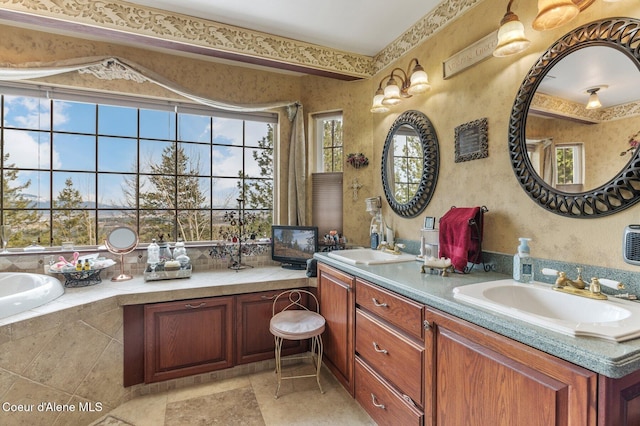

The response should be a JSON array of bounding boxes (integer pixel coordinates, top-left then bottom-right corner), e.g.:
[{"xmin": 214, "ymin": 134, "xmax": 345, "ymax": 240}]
[
  {"xmin": 454, "ymin": 117, "xmax": 488, "ymax": 163},
  {"xmin": 424, "ymin": 216, "xmax": 435, "ymax": 230}
]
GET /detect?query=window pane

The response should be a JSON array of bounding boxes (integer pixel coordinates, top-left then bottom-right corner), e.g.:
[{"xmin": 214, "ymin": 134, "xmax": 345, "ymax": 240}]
[
  {"xmin": 141, "ymin": 109, "xmax": 175, "ymax": 140},
  {"xmin": 53, "ymin": 172, "xmax": 95, "ymax": 206},
  {"xmin": 244, "ymin": 148, "xmax": 271, "ymax": 178},
  {"xmin": 139, "ymin": 210, "xmax": 174, "ymax": 243},
  {"xmin": 177, "ymin": 176, "xmax": 210, "ymax": 208},
  {"xmin": 178, "ymin": 113, "xmax": 211, "ymax": 142},
  {"xmin": 4, "ymin": 170, "xmax": 50, "ymax": 211},
  {"xmin": 99, "ymin": 137, "xmax": 137, "ymax": 172},
  {"xmin": 4, "ymin": 130, "xmax": 52, "ymax": 169},
  {"xmin": 8, "ymin": 209, "xmax": 49, "ymax": 247},
  {"xmin": 139, "ymin": 174, "xmax": 176, "ymax": 208},
  {"xmin": 53, "ymin": 100, "xmax": 95, "ymax": 133},
  {"xmin": 52, "ymin": 210, "xmax": 96, "ymax": 246},
  {"xmin": 243, "ymin": 178, "xmax": 272, "ymax": 209},
  {"xmin": 98, "ymin": 105, "xmax": 137, "ymax": 137},
  {"xmin": 246, "ymin": 121, "xmax": 270, "ymax": 147},
  {"xmin": 213, "ymin": 117, "xmax": 243, "ymax": 146},
  {"xmin": 179, "ymin": 142, "xmax": 211, "ymax": 176},
  {"xmin": 53, "ymin": 134, "xmax": 96, "ymax": 171},
  {"xmin": 140, "ymin": 140, "xmax": 175, "ymax": 174},
  {"xmin": 178, "ymin": 209, "xmax": 211, "ymax": 242},
  {"xmin": 4, "ymin": 96, "xmax": 50, "ymax": 130},
  {"xmin": 212, "ymin": 145, "xmax": 241, "ymax": 177},
  {"xmin": 98, "ymin": 173, "xmax": 136, "ymax": 208},
  {"xmin": 98, "ymin": 210, "xmax": 136, "ymax": 239},
  {"xmin": 213, "ymin": 178, "xmax": 240, "ymax": 208}
]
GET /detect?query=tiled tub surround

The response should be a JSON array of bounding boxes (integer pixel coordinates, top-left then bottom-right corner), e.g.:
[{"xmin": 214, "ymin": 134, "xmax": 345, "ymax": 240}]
[
  {"xmin": 0, "ymin": 262, "xmax": 311, "ymax": 426},
  {"xmin": 2, "ymin": 245, "xmax": 640, "ymax": 425}
]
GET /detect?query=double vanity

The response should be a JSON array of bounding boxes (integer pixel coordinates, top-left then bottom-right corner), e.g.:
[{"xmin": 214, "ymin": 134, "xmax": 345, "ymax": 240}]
[{"xmin": 315, "ymin": 253, "xmax": 640, "ymax": 426}]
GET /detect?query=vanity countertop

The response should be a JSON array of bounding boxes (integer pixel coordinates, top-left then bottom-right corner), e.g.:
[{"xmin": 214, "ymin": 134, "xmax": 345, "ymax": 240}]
[
  {"xmin": 315, "ymin": 253, "xmax": 640, "ymax": 379},
  {"xmin": 0, "ymin": 266, "xmax": 312, "ymax": 327}
]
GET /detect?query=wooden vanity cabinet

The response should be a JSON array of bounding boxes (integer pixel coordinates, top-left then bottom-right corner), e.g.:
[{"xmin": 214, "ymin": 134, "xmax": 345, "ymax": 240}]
[
  {"xmin": 317, "ymin": 262, "xmax": 355, "ymax": 395},
  {"xmin": 355, "ymin": 278, "xmax": 425, "ymax": 425},
  {"xmin": 424, "ymin": 307, "xmax": 597, "ymax": 426},
  {"xmin": 144, "ymin": 296, "xmax": 234, "ymax": 383},
  {"xmin": 598, "ymin": 369, "xmax": 640, "ymax": 426},
  {"xmin": 234, "ymin": 289, "xmax": 308, "ymax": 365}
]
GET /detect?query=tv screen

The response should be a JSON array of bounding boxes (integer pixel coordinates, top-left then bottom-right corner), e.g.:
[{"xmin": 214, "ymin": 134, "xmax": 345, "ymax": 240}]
[{"xmin": 271, "ymin": 225, "xmax": 318, "ymax": 270}]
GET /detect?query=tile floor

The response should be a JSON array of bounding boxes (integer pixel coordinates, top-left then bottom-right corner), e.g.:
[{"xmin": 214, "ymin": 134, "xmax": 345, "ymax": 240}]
[{"xmin": 90, "ymin": 364, "xmax": 375, "ymax": 426}]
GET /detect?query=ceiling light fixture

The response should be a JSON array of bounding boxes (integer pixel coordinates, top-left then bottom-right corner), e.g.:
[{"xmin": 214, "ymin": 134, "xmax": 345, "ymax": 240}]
[
  {"xmin": 532, "ymin": 0, "xmax": 580, "ymax": 31},
  {"xmin": 371, "ymin": 58, "xmax": 430, "ymax": 113},
  {"xmin": 585, "ymin": 87, "xmax": 602, "ymax": 110},
  {"xmin": 493, "ymin": 0, "xmax": 531, "ymax": 57}
]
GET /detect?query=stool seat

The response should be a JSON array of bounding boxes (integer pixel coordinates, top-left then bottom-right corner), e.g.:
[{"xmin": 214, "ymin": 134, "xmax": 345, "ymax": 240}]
[
  {"xmin": 270, "ymin": 310, "xmax": 325, "ymax": 340},
  {"xmin": 269, "ymin": 289, "xmax": 325, "ymax": 398}
]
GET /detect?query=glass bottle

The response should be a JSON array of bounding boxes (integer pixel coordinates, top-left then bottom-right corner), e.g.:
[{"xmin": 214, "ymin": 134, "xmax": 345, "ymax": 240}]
[
  {"xmin": 147, "ymin": 239, "xmax": 160, "ymax": 265},
  {"xmin": 173, "ymin": 238, "xmax": 187, "ymax": 258}
]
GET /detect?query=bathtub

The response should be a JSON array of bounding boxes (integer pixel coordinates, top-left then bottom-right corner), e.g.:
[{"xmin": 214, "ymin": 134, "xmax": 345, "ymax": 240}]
[{"xmin": 0, "ymin": 273, "xmax": 65, "ymax": 320}]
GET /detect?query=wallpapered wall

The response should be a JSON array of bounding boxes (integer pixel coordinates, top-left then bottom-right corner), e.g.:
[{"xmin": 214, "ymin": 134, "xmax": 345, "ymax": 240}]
[{"xmin": 0, "ymin": 0, "xmax": 639, "ymax": 271}]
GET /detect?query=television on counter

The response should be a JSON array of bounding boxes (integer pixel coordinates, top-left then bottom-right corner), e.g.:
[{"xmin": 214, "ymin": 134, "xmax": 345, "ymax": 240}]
[{"xmin": 271, "ymin": 225, "xmax": 318, "ymax": 270}]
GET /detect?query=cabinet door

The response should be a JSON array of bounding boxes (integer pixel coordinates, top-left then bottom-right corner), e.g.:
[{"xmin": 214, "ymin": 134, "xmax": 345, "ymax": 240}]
[
  {"xmin": 144, "ymin": 296, "xmax": 234, "ymax": 383},
  {"xmin": 318, "ymin": 262, "xmax": 355, "ymax": 395},
  {"xmin": 598, "ymin": 369, "xmax": 640, "ymax": 426},
  {"xmin": 425, "ymin": 307, "xmax": 597, "ymax": 426},
  {"xmin": 235, "ymin": 290, "xmax": 308, "ymax": 365}
]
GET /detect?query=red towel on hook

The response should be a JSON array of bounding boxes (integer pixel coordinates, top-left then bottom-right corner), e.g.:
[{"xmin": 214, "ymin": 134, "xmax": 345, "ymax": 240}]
[{"xmin": 439, "ymin": 207, "xmax": 481, "ymax": 272}]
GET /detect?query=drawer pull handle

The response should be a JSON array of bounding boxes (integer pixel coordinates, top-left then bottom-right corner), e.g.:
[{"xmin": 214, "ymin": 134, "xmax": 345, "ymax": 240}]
[
  {"xmin": 260, "ymin": 295, "xmax": 276, "ymax": 300},
  {"xmin": 373, "ymin": 342, "xmax": 388, "ymax": 354},
  {"xmin": 372, "ymin": 298, "xmax": 388, "ymax": 307},
  {"xmin": 371, "ymin": 393, "xmax": 385, "ymax": 409},
  {"xmin": 185, "ymin": 302, "xmax": 206, "ymax": 309}
]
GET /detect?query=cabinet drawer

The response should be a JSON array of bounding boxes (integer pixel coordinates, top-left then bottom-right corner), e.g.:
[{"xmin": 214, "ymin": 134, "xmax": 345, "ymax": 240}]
[
  {"xmin": 356, "ymin": 309, "xmax": 424, "ymax": 407},
  {"xmin": 355, "ymin": 357, "xmax": 423, "ymax": 426},
  {"xmin": 356, "ymin": 278, "xmax": 423, "ymax": 340}
]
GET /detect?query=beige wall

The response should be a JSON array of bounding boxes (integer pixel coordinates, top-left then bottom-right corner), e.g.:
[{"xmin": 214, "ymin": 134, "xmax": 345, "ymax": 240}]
[
  {"xmin": 1, "ymin": 0, "xmax": 640, "ymax": 271},
  {"xmin": 302, "ymin": 0, "xmax": 640, "ymax": 272}
]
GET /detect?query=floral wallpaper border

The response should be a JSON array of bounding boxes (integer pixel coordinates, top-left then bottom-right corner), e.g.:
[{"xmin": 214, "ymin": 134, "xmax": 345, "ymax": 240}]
[{"xmin": 0, "ymin": 0, "xmax": 481, "ymax": 79}]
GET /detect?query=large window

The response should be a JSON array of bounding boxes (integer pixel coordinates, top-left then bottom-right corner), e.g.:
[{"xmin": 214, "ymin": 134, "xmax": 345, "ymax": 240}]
[{"xmin": 1, "ymin": 90, "xmax": 276, "ymax": 247}]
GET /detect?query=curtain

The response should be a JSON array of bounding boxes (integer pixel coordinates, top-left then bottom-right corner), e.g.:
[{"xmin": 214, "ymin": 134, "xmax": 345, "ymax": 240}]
[
  {"xmin": 0, "ymin": 56, "xmax": 306, "ymax": 224},
  {"xmin": 288, "ymin": 104, "xmax": 306, "ymax": 225}
]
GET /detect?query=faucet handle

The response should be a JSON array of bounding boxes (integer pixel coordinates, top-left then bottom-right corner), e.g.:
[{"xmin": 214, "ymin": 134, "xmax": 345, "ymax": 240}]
[
  {"xmin": 598, "ymin": 278, "xmax": 625, "ymax": 290},
  {"xmin": 541, "ymin": 268, "xmax": 559, "ymax": 276}
]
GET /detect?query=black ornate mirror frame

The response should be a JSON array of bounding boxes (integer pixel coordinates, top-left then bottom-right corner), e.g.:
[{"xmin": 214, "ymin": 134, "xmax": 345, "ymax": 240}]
[
  {"xmin": 509, "ymin": 17, "xmax": 640, "ymax": 218},
  {"xmin": 382, "ymin": 110, "xmax": 440, "ymax": 218}
]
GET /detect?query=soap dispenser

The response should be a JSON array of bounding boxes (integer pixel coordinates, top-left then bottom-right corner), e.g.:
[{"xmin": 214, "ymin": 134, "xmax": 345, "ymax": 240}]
[
  {"xmin": 370, "ymin": 225, "xmax": 379, "ymax": 250},
  {"xmin": 513, "ymin": 237, "xmax": 533, "ymax": 283}
]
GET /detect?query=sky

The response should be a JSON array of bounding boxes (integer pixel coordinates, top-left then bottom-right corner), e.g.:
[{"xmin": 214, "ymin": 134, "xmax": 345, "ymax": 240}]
[{"xmin": 2, "ymin": 95, "xmax": 271, "ymax": 209}]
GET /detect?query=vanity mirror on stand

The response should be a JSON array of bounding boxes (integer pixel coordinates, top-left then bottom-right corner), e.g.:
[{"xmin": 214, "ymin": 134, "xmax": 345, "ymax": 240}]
[
  {"xmin": 509, "ymin": 17, "xmax": 640, "ymax": 218},
  {"xmin": 382, "ymin": 110, "xmax": 440, "ymax": 218},
  {"xmin": 105, "ymin": 226, "xmax": 139, "ymax": 281}
]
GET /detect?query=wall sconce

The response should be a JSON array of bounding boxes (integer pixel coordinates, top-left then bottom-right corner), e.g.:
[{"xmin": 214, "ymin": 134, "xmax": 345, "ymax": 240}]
[
  {"xmin": 371, "ymin": 58, "xmax": 430, "ymax": 113},
  {"xmin": 585, "ymin": 86, "xmax": 604, "ymax": 110},
  {"xmin": 532, "ymin": 0, "xmax": 580, "ymax": 31},
  {"xmin": 493, "ymin": 0, "xmax": 531, "ymax": 57}
]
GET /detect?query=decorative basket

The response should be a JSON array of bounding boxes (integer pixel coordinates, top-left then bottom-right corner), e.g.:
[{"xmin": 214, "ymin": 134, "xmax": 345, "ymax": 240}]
[{"xmin": 57, "ymin": 268, "xmax": 103, "ymax": 288}]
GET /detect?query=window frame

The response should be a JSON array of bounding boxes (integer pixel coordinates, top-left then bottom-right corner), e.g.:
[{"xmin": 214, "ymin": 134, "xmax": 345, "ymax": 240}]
[
  {"xmin": 313, "ymin": 112, "xmax": 343, "ymax": 173},
  {"xmin": 0, "ymin": 83, "xmax": 278, "ymax": 247}
]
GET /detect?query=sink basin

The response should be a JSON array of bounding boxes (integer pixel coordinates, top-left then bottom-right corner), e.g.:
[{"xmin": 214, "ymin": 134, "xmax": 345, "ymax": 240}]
[
  {"xmin": 453, "ymin": 279, "xmax": 640, "ymax": 342},
  {"xmin": 327, "ymin": 248, "xmax": 416, "ymax": 265}
]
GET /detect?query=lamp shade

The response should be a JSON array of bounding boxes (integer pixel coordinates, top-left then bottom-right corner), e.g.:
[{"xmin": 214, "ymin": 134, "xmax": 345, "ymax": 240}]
[
  {"xmin": 370, "ymin": 88, "xmax": 390, "ymax": 113},
  {"xmin": 532, "ymin": 0, "xmax": 579, "ymax": 31},
  {"xmin": 493, "ymin": 14, "xmax": 530, "ymax": 57},
  {"xmin": 585, "ymin": 89, "xmax": 602, "ymax": 110},
  {"xmin": 407, "ymin": 65, "xmax": 430, "ymax": 95},
  {"xmin": 382, "ymin": 76, "xmax": 401, "ymax": 105}
]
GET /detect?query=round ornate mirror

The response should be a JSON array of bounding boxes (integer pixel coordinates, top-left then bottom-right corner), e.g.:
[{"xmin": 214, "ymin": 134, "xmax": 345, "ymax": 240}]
[
  {"xmin": 509, "ymin": 17, "xmax": 640, "ymax": 218},
  {"xmin": 105, "ymin": 226, "xmax": 139, "ymax": 281},
  {"xmin": 382, "ymin": 110, "xmax": 440, "ymax": 218}
]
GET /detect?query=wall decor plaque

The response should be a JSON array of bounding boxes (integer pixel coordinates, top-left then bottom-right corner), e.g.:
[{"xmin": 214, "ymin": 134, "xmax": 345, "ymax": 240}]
[{"xmin": 455, "ymin": 118, "xmax": 488, "ymax": 163}]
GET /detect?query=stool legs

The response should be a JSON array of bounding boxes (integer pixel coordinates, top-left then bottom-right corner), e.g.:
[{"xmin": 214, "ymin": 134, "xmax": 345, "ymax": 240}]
[{"xmin": 273, "ymin": 335, "xmax": 324, "ymax": 399}]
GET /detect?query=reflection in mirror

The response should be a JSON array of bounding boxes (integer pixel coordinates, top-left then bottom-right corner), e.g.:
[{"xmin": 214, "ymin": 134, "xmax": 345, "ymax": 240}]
[
  {"xmin": 509, "ymin": 17, "xmax": 640, "ymax": 218},
  {"xmin": 390, "ymin": 125, "xmax": 424, "ymax": 203},
  {"xmin": 105, "ymin": 226, "xmax": 138, "ymax": 281},
  {"xmin": 525, "ymin": 46, "xmax": 640, "ymax": 193},
  {"xmin": 382, "ymin": 110, "xmax": 439, "ymax": 218}
]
